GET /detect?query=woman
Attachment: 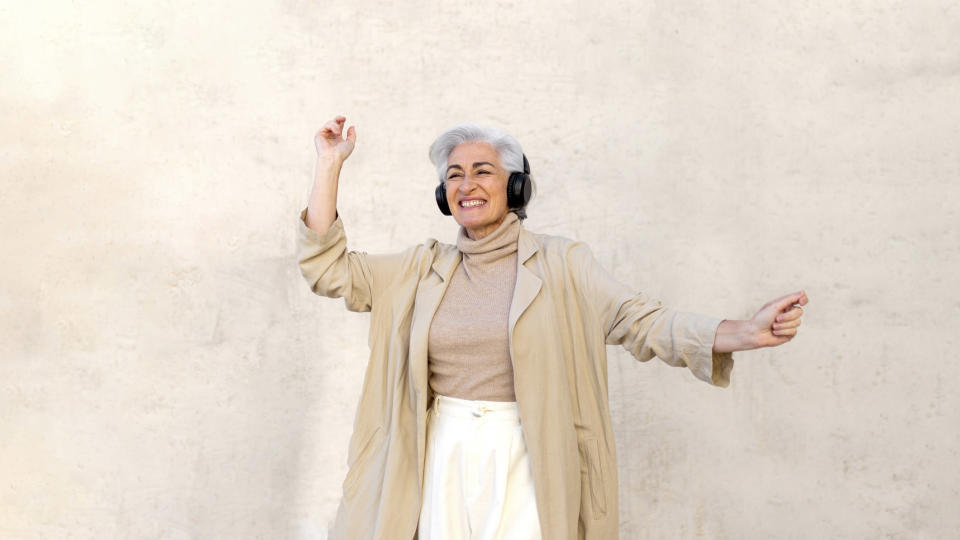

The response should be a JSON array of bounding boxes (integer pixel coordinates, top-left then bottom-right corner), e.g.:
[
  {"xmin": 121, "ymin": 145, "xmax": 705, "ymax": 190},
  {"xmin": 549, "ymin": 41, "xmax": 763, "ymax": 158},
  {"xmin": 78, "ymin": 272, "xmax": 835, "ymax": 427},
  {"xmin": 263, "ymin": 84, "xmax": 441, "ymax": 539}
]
[{"xmin": 298, "ymin": 115, "xmax": 808, "ymax": 540}]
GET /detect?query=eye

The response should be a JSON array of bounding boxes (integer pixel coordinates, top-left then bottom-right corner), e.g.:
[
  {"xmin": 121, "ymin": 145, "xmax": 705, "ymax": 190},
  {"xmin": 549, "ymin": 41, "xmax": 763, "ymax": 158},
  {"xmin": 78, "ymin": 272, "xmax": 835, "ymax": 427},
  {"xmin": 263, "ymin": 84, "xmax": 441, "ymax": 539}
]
[{"xmin": 476, "ymin": 170, "xmax": 491, "ymax": 175}]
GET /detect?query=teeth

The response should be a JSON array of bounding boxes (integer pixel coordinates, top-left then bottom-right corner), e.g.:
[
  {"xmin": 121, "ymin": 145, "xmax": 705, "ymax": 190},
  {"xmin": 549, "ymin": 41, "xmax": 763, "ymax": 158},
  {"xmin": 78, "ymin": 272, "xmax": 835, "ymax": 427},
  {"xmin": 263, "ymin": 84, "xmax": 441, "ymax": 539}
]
[{"xmin": 461, "ymin": 200, "xmax": 486, "ymax": 207}]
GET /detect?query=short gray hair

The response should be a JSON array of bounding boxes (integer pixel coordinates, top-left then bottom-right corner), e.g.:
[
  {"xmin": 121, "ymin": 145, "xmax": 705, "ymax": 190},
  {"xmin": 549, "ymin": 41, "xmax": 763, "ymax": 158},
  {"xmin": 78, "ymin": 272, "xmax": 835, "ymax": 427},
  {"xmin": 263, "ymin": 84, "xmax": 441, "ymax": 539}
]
[{"xmin": 428, "ymin": 123, "xmax": 535, "ymax": 221}]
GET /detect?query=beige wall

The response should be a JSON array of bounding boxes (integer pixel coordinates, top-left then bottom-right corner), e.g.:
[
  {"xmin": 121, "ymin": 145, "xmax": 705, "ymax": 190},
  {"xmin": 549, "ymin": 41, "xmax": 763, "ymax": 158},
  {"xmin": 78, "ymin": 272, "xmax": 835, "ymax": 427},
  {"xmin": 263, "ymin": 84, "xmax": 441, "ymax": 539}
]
[{"xmin": 3, "ymin": 1, "xmax": 958, "ymax": 538}]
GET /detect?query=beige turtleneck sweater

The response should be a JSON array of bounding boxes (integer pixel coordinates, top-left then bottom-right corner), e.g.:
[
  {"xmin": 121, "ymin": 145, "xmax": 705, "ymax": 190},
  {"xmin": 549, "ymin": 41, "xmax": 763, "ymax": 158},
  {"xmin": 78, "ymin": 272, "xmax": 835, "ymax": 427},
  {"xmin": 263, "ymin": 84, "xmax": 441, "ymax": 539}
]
[{"xmin": 428, "ymin": 212, "xmax": 521, "ymax": 402}]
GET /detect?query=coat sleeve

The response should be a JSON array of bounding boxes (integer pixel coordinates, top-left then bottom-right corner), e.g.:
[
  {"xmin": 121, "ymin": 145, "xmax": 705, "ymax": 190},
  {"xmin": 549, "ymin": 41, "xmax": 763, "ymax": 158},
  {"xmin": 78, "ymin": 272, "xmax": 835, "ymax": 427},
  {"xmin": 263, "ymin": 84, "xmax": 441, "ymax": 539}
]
[
  {"xmin": 296, "ymin": 207, "xmax": 414, "ymax": 313},
  {"xmin": 570, "ymin": 242, "xmax": 734, "ymax": 387}
]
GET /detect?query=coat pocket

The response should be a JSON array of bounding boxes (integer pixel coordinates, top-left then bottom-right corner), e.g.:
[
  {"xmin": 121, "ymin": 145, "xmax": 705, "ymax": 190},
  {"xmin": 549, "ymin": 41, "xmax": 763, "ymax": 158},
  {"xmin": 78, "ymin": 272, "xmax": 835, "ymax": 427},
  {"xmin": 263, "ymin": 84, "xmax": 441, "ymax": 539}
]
[
  {"xmin": 578, "ymin": 437, "xmax": 607, "ymax": 519},
  {"xmin": 342, "ymin": 425, "xmax": 383, "ymax": 497}
]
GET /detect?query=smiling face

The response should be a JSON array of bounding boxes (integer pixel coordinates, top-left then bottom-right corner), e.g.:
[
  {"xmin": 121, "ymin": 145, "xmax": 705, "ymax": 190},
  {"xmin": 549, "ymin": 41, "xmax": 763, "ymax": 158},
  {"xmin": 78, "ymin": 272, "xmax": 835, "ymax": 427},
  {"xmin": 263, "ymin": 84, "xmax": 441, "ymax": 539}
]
[{"xmin": 444, "ymin": 141, "xmax": 511, "ymax": 240}]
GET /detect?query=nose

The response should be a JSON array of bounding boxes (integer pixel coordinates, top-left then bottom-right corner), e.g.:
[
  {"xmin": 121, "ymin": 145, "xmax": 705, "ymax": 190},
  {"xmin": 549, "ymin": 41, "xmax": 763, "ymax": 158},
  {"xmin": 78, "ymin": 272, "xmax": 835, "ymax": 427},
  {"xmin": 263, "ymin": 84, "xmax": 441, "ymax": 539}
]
[{"xmin": 457, "ymin": 175, "xmax": 477, "ymax": 194}]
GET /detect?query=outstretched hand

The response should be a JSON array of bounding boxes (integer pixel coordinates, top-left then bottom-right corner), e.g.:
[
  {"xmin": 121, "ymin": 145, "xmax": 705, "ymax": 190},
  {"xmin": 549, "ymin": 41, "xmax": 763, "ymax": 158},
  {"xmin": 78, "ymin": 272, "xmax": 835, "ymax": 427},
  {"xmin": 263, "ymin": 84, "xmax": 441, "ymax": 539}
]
[{"xmin": 748, "ymin": 290, "xmax": 808, "ymax": 348}]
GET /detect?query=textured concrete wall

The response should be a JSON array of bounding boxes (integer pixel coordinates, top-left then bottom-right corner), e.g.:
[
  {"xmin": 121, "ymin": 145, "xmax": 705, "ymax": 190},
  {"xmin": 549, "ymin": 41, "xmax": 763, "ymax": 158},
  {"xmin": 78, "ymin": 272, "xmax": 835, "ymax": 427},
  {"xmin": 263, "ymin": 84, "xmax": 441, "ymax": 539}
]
[{"xmin": 2, "ymin": 1, "xmax": 958, "ymax": 538}]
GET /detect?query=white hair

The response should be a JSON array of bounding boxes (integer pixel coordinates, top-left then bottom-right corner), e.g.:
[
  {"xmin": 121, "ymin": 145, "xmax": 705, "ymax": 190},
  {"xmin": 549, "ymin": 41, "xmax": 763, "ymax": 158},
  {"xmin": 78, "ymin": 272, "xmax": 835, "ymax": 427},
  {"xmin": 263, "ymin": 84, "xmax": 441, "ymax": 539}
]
[{"xmin": 428, "ymin": 123, "xmax": 535, "ymax": 220}]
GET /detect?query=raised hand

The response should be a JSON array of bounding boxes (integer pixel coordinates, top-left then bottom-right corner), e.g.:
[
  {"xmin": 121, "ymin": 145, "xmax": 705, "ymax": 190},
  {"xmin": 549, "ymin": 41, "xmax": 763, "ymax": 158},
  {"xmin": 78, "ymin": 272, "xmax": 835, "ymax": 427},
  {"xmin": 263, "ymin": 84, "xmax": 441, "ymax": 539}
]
[{"xmin": 314, "ymin": 115, "xmax": 357, "ymax": 163}]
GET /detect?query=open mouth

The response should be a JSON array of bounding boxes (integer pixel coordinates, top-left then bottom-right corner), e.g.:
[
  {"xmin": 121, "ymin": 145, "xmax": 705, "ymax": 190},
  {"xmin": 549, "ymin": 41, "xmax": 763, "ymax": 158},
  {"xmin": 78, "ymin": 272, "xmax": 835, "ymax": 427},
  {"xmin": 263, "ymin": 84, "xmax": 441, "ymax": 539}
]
[{"xmin": 459, "ymin": 200, "xmax": 487, "ymax": 209}]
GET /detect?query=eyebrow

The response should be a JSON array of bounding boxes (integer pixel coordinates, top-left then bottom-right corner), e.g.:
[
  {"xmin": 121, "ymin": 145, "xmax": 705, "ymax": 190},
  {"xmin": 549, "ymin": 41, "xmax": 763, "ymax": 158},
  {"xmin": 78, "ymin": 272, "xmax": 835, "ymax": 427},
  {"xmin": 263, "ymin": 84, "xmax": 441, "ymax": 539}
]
[{"xmin": 446, "ymin": 161, "xmax": 497, "ymax": 173}]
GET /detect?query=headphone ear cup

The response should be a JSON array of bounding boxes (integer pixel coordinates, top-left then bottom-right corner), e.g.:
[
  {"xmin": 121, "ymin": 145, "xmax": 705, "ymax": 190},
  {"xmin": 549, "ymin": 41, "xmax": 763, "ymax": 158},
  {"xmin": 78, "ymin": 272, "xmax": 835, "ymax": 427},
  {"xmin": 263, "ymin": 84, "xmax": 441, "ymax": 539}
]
[
  {"xmin": 507, "ymin": 154, "xmax": 532, "ymax": 210},
  {"xmin": 435, "ymin": 183, "xmax": 452, "ymax": 216},
  {"xmin": 507, "ymin": 172, "xmax": 531, "ymax": 209}
]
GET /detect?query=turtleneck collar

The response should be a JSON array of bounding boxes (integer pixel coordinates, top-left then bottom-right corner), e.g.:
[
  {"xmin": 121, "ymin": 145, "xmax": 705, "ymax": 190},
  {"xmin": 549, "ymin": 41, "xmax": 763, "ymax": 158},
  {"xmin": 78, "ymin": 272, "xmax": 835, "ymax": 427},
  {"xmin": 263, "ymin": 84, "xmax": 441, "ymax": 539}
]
[{"xmin": 456, "ymin": 212, "xmax": 521, "ymax": 263}]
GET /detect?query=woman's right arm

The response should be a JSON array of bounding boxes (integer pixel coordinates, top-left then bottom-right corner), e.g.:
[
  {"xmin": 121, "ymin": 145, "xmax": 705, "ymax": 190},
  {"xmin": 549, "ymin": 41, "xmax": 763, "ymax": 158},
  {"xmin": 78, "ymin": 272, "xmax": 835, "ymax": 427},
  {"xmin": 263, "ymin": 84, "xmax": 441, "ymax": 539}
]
[
  {"xmin": 297, "ymin": 115, "xmax": 379, "ymax": 312},
  {"xmin": 305, "ymin": 115, "xmax": 356, "ymax": 234},
  {"xmin": 298, "ymin": 116, "xmax": 424, "ymax": 313}
]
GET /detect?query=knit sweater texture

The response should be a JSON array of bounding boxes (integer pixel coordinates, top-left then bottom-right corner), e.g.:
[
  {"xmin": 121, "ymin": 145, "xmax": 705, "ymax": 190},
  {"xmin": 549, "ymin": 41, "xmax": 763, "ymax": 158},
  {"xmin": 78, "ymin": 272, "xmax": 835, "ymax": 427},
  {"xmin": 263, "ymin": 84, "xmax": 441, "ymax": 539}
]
[{"xmin": 428, "ymin": 212, "xmax": 521, "ymax": 402}]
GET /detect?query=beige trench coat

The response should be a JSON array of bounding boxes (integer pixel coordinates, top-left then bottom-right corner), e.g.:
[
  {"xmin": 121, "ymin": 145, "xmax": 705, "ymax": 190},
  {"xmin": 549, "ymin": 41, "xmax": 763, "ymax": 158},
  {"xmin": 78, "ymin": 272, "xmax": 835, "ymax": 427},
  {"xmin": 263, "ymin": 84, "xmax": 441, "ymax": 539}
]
[{"xmin": 296, "ymin": 208, "xmax": 734, "ymax": 539}]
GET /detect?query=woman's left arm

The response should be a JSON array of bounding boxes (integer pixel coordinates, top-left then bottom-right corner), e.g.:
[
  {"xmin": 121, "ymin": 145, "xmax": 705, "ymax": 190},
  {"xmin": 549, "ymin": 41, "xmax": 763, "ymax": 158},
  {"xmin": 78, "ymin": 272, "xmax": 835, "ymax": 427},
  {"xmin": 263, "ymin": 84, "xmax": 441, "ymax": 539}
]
[{"xmin": 713, "ymin": 290, "xmax": 809, "ymax": 353}]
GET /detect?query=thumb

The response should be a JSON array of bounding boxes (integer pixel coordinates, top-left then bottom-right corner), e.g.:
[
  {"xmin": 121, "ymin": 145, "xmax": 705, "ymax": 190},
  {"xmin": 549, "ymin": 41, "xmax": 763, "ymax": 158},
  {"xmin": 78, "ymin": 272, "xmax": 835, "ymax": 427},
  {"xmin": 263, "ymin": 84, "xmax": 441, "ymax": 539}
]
[{"xmin": 345, "ymin": 125, "xmax": 356, "ymax": 144}]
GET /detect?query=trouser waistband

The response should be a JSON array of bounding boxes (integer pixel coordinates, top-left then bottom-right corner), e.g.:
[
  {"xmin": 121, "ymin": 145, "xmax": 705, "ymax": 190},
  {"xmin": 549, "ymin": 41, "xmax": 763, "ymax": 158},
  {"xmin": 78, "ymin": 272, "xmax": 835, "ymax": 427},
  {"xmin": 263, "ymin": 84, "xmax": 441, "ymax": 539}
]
[{"xmin": 430, "ymin": 393, "xmax": 520, "ymax": 423}]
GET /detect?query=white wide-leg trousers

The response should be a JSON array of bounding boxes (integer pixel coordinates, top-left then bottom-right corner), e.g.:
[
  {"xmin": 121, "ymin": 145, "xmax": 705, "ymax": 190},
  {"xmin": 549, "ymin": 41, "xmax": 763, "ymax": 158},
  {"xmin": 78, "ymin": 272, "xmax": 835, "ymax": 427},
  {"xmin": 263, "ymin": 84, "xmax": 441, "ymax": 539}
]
[{"xmin": 416, "ymin": 394, "xmax": 542, "ymax": 540}]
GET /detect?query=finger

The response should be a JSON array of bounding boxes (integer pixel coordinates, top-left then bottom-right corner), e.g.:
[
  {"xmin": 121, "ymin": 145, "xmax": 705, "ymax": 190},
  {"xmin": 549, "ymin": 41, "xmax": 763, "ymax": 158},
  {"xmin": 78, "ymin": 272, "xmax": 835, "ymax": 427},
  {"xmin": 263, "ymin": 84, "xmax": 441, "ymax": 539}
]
[
  {"xmin": 772, "ymin": 327, "xmax": 798, "ymax": 337},
  {"xmin": 345, "ymin": 125, "xmax": 356, "ymax": 143},
  {"xmin": 776, "ymin": 306, "xmax": 803, "ymax": 323},
  {"xmin": 771, "ymin": 290, "xmax": 805, "ymax": 313},
  {"xmin": 328, "ymin": 121, "xmax": 343, "ymax": 137},
  {"xmin": 765, "ymin": 333, "xmax": 793, "ymax": 347},
  {"xmin": 318, "ymin": 129, "xmax": 337, "ymax": 143},
  {"xmin": 320, "ymin": 121, "xmax": 338, "ymax": 136},
  {"xmin": 773, "ymin": 318, "xmax": 801, "ymax": 330},
  {"xmin": 324, "ymin": 118, "xmax": 344, "ymax": 134}
]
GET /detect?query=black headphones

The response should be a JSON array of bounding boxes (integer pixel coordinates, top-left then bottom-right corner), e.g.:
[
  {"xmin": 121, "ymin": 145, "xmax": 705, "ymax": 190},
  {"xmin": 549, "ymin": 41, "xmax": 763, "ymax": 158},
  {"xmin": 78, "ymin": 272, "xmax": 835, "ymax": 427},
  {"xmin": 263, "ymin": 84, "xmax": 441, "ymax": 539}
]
[{"xmin": 435, "ymin": 154, "xmax": 532, "ymax": 216}]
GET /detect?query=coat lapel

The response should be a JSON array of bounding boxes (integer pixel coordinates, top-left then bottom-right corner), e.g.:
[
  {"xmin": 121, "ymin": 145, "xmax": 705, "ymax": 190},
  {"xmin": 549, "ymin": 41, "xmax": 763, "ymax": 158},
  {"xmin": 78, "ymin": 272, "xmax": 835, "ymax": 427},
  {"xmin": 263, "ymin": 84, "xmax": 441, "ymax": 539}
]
[
  {"xmin": 509, "ymin": 227, "xmax": 542, "ymax": 342},
  {"xmin": 409, "ymin": 244, "xmax": 460, "ymax": 494},
  {"xmin": 409, "ymin": 249, "xmax": 461, "ymax": 400}
]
